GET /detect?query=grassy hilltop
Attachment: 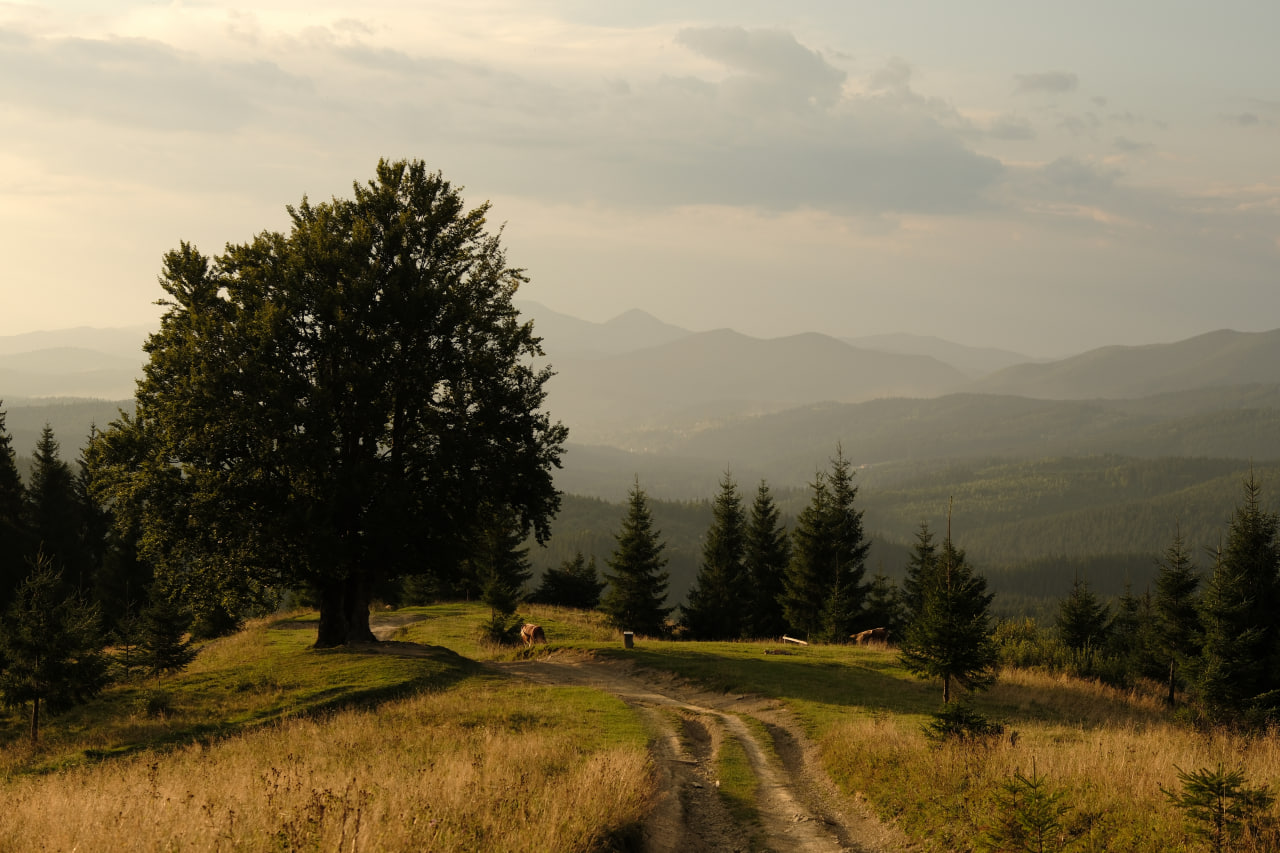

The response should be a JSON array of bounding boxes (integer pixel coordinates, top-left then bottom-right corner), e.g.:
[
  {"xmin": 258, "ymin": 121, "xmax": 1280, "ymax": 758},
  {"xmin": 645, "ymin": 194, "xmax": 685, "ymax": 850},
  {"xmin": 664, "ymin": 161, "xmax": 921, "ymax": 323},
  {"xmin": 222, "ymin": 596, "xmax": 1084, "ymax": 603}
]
[{"xmin": 3, "ymin": 603, "xmax": 1278, "ymax": 852}]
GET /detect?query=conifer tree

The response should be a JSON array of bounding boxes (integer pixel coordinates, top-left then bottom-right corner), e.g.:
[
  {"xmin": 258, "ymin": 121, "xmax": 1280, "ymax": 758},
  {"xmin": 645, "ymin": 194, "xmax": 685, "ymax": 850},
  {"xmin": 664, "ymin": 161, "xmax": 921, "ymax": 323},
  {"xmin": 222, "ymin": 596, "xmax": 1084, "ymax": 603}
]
[
  {"xmin": 0, "ymin": 554, "xmax": 109, "ymax": 741},
  {"xmin": 531, "ymin": 551, "xmax": 606, "ymax": 609},
  {"xmin": 0, "ymin": 403, "xmax": 29, "ymax": 602},
  {"xmin": 1056, "ymin": 577, "xmax": 1111, "ymax": 654},
  {"xmin": 682, "ymin": 472, "xmax": 747, "ymax": 640},
  {"xmin": 601, "ymin": 481, "xmax": 672, "ymax": 637},
  {"xmin": 900, "ymin": 524, "xmax": 997, "ymax": 704},
  {"xmin": 901, "ymin": 522, "xmax": 937, "ymax": 623},
  {"xmin": 742, "ymin": 480, "xmax": 791, "ymax": 639},
  {"xmin": 781, "ymin": 471, "xmax": 834, "ymax": 638},
  {"xmin": 471, "ymin": 511, "xmax": 533, "ymax": 643},
  {"xmin": 139, "ymin": 590, "xmax": 197, "ymax": 685},
  {"xmin": 825, "ymin": 448, "xmax": 871, "ymax": 630},
  {"xmin": 1194, "ymin": 475, "xmax": 1280, "ymax": 718},
  {"xmin": 862, "ymin": 569, "xmax": 907, "ymax": 638},
  {"xmin": 24, "ymin": 426, "xmax": 92, "ymax": 590},
  {"xmin": 1154, "ymin": 529, "xmax": 1201, "ymax": 705},
  {"xmin": 781, "ymin": 447, "xmax": 869, "ymax": 641}
]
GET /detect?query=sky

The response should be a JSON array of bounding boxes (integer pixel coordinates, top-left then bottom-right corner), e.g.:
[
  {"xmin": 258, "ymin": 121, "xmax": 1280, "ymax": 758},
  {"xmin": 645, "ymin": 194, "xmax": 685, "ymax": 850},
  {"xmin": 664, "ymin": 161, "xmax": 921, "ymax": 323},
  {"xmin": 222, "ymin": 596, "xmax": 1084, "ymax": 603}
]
[{"xmin": 1, "ymin": 1, "xmax": 1278, "ymax": 357}]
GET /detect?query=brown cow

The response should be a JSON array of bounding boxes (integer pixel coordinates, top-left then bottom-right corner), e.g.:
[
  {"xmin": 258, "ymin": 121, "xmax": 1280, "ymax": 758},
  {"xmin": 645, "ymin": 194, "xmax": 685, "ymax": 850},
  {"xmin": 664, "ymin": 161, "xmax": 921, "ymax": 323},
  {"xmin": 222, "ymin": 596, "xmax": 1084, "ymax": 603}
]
[
  {"xmin": 852, "ymin": 627, "xmax": 891, "ymax": 645},
  {"xmin": 521, "ymin": 623, "xmax": 547, "ymax": 646}
]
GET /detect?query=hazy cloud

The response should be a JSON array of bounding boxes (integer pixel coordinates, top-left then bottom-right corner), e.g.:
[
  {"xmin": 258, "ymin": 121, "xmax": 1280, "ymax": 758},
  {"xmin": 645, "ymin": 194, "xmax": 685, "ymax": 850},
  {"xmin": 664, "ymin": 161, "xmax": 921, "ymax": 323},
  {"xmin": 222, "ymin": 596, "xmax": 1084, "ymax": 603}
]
[
  {"xmin": 1014, "ymin": 71, "xmax": 1078, "ymax": 94},
  {"xmin": 1227, "ymin": 112, "xmax": 1261, "ymax": 126},
  {"xmin": 674, "ymin": 26, "xmax": 846, "ymax": 109},
  {"xmin": 988, "ymin": 113, "xmax": 1035, "ymax": 140},
  {"xmin": 1113, "ymin": 136, "xmax": 1154, "ymax": 153},
  {"xmin": 0, "ymin": 27, "xmax": 308, "ymax": 133}
]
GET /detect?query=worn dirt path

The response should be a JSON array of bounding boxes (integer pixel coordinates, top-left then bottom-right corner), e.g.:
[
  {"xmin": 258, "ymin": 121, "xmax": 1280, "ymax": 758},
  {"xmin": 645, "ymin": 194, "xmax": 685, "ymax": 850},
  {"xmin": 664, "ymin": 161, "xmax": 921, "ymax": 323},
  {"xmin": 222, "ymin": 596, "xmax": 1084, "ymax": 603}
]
[
  {"xmin": 363, "ymin": 619, "xmax": 911, "ymax": 853},
  {"xmin": 490, "ymin": 653, "xmax": 914, "ymax": 853}
]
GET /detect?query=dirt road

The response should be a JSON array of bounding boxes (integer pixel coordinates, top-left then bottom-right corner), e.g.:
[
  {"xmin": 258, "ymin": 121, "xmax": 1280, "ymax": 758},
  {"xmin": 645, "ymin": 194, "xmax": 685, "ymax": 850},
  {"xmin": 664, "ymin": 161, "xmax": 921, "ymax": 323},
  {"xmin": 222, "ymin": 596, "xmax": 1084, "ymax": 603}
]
[{"xmin": 490, "ymin": 654, "xmax": 913, "ymax": 853}]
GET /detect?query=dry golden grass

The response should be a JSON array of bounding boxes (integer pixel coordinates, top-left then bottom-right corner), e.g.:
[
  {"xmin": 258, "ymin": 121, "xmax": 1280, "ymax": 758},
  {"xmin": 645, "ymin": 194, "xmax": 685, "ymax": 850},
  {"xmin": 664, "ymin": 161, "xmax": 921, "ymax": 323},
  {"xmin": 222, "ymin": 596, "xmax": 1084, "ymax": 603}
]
[
  {"xmin": 0, "ymin": 680, "xmax": 653, "ymax": 852},
  {"xmin": 821, "ymin": 661, "xmax": 1280, "ymax": 852}
]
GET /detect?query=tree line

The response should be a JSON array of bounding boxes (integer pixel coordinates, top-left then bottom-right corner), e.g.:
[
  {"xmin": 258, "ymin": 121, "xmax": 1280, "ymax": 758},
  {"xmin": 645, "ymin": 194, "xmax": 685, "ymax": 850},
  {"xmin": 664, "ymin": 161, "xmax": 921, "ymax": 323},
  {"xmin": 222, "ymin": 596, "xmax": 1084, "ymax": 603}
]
[
  {"xmin": 1008, "ymin": 472, "xmax": 1280, "ymax": 723},
  {"xmin": 0, "ymin": 411, "xmax": 197, "ymax": 740}
]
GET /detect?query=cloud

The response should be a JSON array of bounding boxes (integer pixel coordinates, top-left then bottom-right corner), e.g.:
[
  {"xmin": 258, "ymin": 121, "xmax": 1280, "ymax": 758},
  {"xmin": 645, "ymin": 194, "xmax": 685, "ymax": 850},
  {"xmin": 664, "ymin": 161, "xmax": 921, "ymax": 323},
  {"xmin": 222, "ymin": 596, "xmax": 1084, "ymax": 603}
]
[
  {"xmin": 0, "ymin": 27, "xmax": 309, "ymax": 133},
  {"xmin": 1113, "ymin": 136, "xmax": 1153, "ymax": 153},
  {"xmin": 673, "ymin": 26, "xmax": 846, "ymax": 109},
  {"xmin": 1014, "ymin": 71, "xmax": 1078, "ymax": 94},
  {"xmin": 0, "ymin": 21, "xmax": 1003, "ymax": 218},
  {"xmin": 1226, "ymin": 112, "xmax": 1261, "ymax": 126},
  {"xmin": 988, "ymin": 113, "xmax": 1035, "ymax": 140}
]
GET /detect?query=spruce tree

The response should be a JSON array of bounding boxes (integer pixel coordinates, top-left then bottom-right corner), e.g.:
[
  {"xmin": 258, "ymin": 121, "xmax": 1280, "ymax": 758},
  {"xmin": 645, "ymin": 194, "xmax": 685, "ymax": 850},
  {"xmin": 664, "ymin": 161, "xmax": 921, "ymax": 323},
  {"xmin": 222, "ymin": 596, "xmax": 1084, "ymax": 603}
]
[
  {"xmin": 824, "ymin": 448, "xmax": 871, "ymax": 635},
  {"xmin": 862, "ymin": 570, "xmax": 906, "ymax": 638},
  {"xmin": 0, "ymin": 403, "xmax": 29, "ymax": 603},
  {"xmin": 601, "ymin": 482, "xmax": 672, "ymax": 637},
  {"xmin": 781, "ymin": 471, "xmax": 835, "ymax": 638},
  {"xmin": 742, "ymin": 480, "xmax": 790, "ymax": 639},
  {"xmin": 900, "ymin": 530, "xmax": 997, "ymax": 704},
  {"xmin": 24, "ymin": 426, "xmax": 92, "ymax": 590},
  {"xmin": 1056, "ymin": 577, "xmax": 1111, "ymax": 654},
  {"xmin": 682, "ymin": 472, "xmax": 747, "ymax": 640},
  {"xmin": 1154, "ymin": 529, "xmax": 1201, "ymax": 705},
  {"xmin": 901, "ymin": 521, "xmax": 937, "ymax": 623},
  {"xmin": 471, "ymin": 511, "xmax": 534, "ymax": 644},
  {"xmin": 1194, "ymin": 475, "xmax": 1280, "ymax": 718},
  {"xmin": 531, "ymin": 551, "xmax": 606, "ymax": 610},
  {"xmin": 781, "ymin": 447, "xmax": 869, "ymax": 641},
  {"xmin": 0, "ymin": 554, "xmax": 110, "ymax": 741},
  {"xmin": 139, "ymin": 590, "xmax": 198, "ymax": 685}
]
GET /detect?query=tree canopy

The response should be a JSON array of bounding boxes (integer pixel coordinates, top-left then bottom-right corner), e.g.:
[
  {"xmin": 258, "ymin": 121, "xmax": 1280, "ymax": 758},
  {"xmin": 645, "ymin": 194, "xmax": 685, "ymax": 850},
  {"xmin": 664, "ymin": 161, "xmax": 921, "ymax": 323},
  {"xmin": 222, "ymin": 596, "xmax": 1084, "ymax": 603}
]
[{"xmin": 88, "ymin": 160, "xmax": 567, "ymax": 647}]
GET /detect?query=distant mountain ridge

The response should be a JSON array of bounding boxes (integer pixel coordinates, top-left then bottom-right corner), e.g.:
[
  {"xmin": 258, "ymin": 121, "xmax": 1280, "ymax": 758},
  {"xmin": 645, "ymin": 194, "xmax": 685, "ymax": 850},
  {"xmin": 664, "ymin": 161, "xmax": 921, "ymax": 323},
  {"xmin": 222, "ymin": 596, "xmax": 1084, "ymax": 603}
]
[
  {"xmin": 546, "ymin": 327, "xmax": 969, "ymax": 442},
  {"xmin": 970, "ymin": 328, "xmax": 1280, "ymax": 399},
  {"xmin": 843, "ymin": 332, "xmax": 1032, "ymax": 378},
  {"xmin": 513, "ymin": 301, "xmax": 692, "ymax": 357}
]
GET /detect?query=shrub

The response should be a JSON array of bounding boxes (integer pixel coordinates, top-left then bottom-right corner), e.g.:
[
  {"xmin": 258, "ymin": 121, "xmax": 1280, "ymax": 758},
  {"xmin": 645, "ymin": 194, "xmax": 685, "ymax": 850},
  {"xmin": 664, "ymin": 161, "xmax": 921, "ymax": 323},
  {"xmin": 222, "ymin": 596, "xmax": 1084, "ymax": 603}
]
[
  {"xmin": 1162, "ymin": 763, "xmax": 1276, "ymax": 853},
  {"xmin": 923, "ymin": 702, "xmax": 1005, "ymax": 747}
]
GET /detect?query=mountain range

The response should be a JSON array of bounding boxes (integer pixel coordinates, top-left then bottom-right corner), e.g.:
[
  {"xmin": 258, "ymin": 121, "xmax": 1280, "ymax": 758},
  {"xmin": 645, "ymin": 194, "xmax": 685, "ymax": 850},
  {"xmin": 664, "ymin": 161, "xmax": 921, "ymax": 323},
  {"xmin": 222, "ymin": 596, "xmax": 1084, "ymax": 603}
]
[{"xmin": 6, "ymin": 305, "xmax": 1280, "ymax": 486}]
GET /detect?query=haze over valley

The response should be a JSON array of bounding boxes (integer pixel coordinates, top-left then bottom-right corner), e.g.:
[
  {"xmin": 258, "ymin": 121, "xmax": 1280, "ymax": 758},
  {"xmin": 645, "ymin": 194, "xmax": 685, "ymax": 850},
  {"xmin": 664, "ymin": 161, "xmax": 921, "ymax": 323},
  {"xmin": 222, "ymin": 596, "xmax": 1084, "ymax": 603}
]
[{"xmin": 6, "ymin": 304, "xmax": 1280, "ymax": 616}]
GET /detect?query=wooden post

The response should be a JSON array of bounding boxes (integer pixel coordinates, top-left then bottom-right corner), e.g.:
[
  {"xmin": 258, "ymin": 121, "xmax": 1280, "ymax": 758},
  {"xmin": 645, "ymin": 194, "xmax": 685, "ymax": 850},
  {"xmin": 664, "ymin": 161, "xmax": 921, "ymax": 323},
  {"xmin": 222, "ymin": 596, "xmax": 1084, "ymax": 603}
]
[{"xmin": 623, "ymin": 631, "xmax": 634, "ymax": 649}]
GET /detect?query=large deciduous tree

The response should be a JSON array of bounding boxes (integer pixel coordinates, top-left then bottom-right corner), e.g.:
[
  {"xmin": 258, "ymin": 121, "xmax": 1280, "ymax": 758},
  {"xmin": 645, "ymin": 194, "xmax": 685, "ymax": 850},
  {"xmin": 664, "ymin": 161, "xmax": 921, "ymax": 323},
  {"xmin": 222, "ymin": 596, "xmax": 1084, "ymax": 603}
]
[{"xmin": 88, "ymin": 160, "xmax": 567, "ymax": 648}]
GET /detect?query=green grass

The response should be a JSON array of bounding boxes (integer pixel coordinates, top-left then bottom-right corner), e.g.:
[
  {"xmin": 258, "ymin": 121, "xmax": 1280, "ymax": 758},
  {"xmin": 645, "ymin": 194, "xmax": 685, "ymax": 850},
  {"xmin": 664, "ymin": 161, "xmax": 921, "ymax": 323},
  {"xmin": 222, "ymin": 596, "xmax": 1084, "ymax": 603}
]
[
  {"xmin": 0, "ymin": 611, "xmax": 475, "ymax": 774},
  {"xmin": 715, "ymin": 727, "xmax": 761, "ymax": 834}
]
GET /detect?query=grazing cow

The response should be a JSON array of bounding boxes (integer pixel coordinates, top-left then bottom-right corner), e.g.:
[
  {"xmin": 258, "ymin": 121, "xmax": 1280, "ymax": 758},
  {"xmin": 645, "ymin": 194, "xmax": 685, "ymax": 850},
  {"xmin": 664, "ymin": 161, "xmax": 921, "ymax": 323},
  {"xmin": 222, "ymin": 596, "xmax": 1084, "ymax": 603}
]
[
  {"xmin": 852, "ymin": 627, "xmax": 891, "ymax": 645},
  {"xmin": 521, "ymin": 623, "xmax": 547, "ymax": 646}
]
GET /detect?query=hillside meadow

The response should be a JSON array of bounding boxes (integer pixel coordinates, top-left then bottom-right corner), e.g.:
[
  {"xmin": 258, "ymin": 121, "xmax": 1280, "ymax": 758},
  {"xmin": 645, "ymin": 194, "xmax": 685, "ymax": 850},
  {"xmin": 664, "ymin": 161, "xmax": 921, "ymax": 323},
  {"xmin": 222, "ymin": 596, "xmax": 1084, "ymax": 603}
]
[{"xmin": 1, "ymin": 603, "xmax": 1277, "ymax": 851}]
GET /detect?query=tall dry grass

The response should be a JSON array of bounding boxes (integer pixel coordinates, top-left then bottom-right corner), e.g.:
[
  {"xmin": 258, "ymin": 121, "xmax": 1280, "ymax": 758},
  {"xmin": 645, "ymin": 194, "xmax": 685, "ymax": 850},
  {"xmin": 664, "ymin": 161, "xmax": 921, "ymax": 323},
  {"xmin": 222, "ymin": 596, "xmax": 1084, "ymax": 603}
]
[
  {"xmin": 821, "ymin": 665, "xmax": 1280, "ymax": 852},
  {"xmin": 0, "ymin": 681, "xmax": 653, "ymax": 852}
]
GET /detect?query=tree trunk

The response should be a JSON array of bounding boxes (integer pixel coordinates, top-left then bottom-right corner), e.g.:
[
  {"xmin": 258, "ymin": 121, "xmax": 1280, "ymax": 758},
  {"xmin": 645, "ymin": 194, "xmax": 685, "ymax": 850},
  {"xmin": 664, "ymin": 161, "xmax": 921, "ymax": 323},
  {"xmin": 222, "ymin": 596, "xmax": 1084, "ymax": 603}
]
[
  {"xmin": 344, "ymin": 571, "xmax": 375, "ymax": 644},
  {"xmin": 314, "ymin": 571, "xmax": 376, "ymax": 648},
  {"xmin": 29, "ymin": 697, "xmax": 39, "ymax": 743},
  {"xmin": 315, "ymin": 579, "xmax": 350, "ymax": 648},
  {"xmin": 1168, "ymin": 659, "xmax": 1177, "ymax": 706},
  {"xmin": 943, "ymin": 675, "xmax": 951, "ymax": 705}
]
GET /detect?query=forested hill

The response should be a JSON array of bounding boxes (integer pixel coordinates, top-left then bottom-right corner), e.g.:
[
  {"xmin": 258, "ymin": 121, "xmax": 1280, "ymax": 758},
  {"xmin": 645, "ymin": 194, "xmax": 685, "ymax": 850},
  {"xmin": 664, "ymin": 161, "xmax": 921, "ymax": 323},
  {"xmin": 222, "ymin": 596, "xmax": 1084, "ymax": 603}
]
[
  {"xmin": 536, "ymin": 456, "xmax": 1279, "ymax": 621},
  {"xmin": 970, "ymin": 328, "xmax": 1280, "ymax": 399}
]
